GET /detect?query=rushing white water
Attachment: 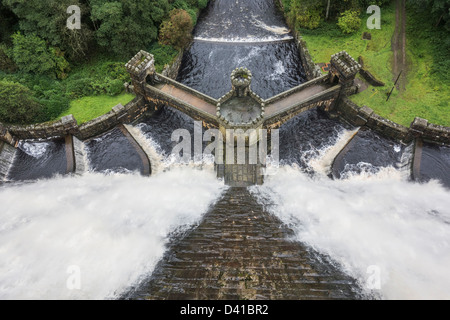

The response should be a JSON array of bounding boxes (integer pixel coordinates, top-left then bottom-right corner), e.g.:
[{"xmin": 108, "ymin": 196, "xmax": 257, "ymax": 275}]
[
  {"xmin": 251, "ymin": 166, "xmax": 450, "ymax": 300},
  {"xmin": 308, "ymin": 128, "xmax": 360, "ymax": 177},
  {"xmin": 0, "ymin": 168, "xmax": 226, "ymax": 300},
  {"xmin": 193, "ymin": 36, "xmax": 294, "ymax": 43},
  {"xmin": 19, "ymin": 141, "xmax": 50, "ymax": 159}
]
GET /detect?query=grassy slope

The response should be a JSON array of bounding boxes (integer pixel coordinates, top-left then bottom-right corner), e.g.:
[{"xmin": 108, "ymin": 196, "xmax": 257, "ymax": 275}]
[
  {"xmin": 299, "ymin": 2, "xmax": 449, "ymax": 127},
  {"xmin": 60, "ymin": 94, "xmax": 135, "ymax": 124}
]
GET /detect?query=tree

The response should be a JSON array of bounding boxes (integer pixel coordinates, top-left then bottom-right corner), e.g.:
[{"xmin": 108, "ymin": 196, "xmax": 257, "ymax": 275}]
[
  {"xmin": 3, "ymin": 0, "xmax": 93, "ymax": 60},
  {"xmin": 0, "ymin": 80, "xmax": 42, "ymax": 125},
  {"xmin": 337, "ymin": 10, "xmax": 362, "ymax": 34},
  {"xmin": 90, "ymin": 0, "xmax": 170, "ymax": 57},
  {"xmin": 287, "ymin": 0, "xmax": 324, "ymax": 29},
  {"xmin": 0, "ymin": 2, "xmax": 18, "ymax": 43},
  {"xmin": 408, "ymin": 0, "xmax": 450, "ymax": 30},
  {"xmin": 326, "ymin": 0, "xmax": 331, "ymax": 20},
  {"xmin": 159, "ymin": 9, "xmax": 194, "ymax": 49},
  {"xmin": 0, "ymin": 44, "xmax": 17, "ymax": 73},
  {"xmin": 11, "ymin": 32, "xmax": 70, "ymax": 79}
]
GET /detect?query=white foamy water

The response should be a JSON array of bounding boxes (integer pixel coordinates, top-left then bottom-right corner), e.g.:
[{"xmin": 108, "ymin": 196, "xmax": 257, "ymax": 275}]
[
  {"xmin": 308, "ymin": 128, "xmax": 360, "ymax": 177},
  {"xmin": 193, "ymin": 35, "xmax": 293, "ymax": 43},
  {"xmin": 251, "ymin": 166, "xmax": 450, "ymax": 300},
  {"xmin": 0, "ymin": 168, "xmax": 225, "ymax": 300},
  {"xmin": 19, "ymin": 141, "xmax": 50, "ymax": 159}
]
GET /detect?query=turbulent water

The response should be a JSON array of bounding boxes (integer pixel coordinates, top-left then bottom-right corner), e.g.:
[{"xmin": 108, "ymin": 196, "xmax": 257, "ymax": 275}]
[
  {"xmin": 0, "ymin": 0, "xmax": 449, "ymax": 300},
  {"xmin": 0, "ymin": 169, "xmax": 225, "ymax": 299}
]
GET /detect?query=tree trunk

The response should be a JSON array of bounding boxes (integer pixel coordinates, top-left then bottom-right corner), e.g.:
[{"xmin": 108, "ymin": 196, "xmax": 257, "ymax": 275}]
[{"xmin": 326, "ymin": 0, "xmax": 331, "ymax": 21}]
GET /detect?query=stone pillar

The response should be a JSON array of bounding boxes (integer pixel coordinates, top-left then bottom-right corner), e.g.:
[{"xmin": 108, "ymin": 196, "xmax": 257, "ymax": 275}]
[
  {"xmin": 231, "ymin": 68, "xmax": 252, "ymax": 98},
  {"xmin": 329, "ymin": 51, "xmax": 361, "ymax": 91},
  {"xmin": 409, "ymin": 117, "xmax": 428, "ymax": 138},
  {"xmin": 0, "ymin": 123, "xmax": 16, "ymax": 147},
  {"xmin": 125, "ymin": 51, "xmax": 156, "ymax": 97}
]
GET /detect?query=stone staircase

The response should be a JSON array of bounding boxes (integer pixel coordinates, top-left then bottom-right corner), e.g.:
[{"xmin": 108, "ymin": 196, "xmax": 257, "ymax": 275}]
[{"xmin": 124, "ymin": 188, "xmax": 365, "ymax": 300}]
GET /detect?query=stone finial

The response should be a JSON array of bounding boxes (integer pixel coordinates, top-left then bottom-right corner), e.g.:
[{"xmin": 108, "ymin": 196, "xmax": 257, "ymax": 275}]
[{"xmin": 231, "ymin": 67, "xmax": 252, "ymax": 97}]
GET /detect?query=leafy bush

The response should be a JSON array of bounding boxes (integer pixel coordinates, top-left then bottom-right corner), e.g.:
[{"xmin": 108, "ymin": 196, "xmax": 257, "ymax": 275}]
[
  {"xmin": 65, "ymin": 78, "xmax": 95, "ymax": 98},
  {"xmin": 0, "ymin": 44, "xmax": 16, "ymax": 73},
  {"xmin": 296, "ymin": 7, "xmax": 322, "ymax": 29},
  {"xmin": 106, "ymin": 79, "xmax": 124, "ymax": 96},
  {"xmin": 11, "ymin": 32, "xmax": 70, "ymax": 79},
  {"xmin": 287, "ymin": 1, "xmax": 323, "ymax": 30},
  {"xmin": 149, "ymin": 42, "xmax": 179, "ymax": 73},
  {"xmin": 159, "ymin": 9, "xmax": 194, "ymax": 50},
  {"xmin": 0, "ymin": 80, "xmax": 42, "ymax": 124},
  {"xmin": 337, "ymin": 10, "xmax": 361, "ymax": 34}
]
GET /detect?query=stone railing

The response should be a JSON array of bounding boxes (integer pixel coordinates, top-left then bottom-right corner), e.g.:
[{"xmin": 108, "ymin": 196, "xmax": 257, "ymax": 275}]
[
  {"xmin": 156, "ymin": 73, "xmax": 219, "ymax": 106},
  {"xmin": 143, "ymin": 84, "xmax": 219, "ymax": 127},
  {"xmin": 333, "ymin": 98, "xmax": 450, "ymax": 144},
  {"xmin": 264, "ymin": 74, "xmax": 330, "ymax": 105},
  {"xmin": 264, "ymin": 85, "xmax": 341, "ymax": 129},
  {"xmin": 0, "ymin": 96, "xmax": 148, "ymax": 144}
]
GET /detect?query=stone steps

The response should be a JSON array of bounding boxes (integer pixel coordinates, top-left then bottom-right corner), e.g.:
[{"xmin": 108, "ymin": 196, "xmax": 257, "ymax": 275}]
[{"xmin": 123, "ymin": 188, "xmax": 364, "ymax": 300}]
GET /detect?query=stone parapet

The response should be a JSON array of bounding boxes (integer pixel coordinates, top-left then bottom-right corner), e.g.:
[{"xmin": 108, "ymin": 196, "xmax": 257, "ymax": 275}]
[
  {"xmin": 0, "ymin": 96, "xmax": 147, "ymax": 143},
  {"xmin": 4, "ymin": 115, "xmax": 78, "ymax": 141},
  {"xmin": 333, "ymin": 98, "xmax": 450, "ymax": 145}
]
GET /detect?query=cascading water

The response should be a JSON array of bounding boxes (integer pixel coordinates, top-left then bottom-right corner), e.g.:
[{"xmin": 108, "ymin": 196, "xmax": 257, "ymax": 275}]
[{"xmin": 0, "ymin": 0, "xmax": 449, "ymax": 300}]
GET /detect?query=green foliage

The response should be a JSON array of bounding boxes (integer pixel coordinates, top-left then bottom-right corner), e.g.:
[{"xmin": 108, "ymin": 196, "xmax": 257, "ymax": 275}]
[
  {"xmin": 0, "ymin": 44, "xmax": 17, "ymax": 73},
  {"xmin": 408, "ymin": 0, "xmax": 450, "ymax": 31},
  {"xmin": 159, "ymin": 9, "xmax": 194, "ymax": 50},
  {"xmin": 0, "ymin": 2, "xmax": 17, "ymax": 43},
  {"xmin": 11, "ymin": 32, "xmax": 70, "ymax": 79},
  {"xmin": 106, "ymin": 79, "xmax": 124, "ymax": 96},
  {"xmin": 90, "ymin": 0, "xmax": 170, "ymax": 57},
  {"xmin": 287, "ymin": 0, "xmax": 324, "ymax": 30},
  {"xmin": 65, "ymin": 58, "xmax": 130, "ymax": 99},
  {"xmin": 297, "ymin": 6, "xmax": 322, "ymax": 29},
  {"xmin": 3, "ymin": 0, "xmax": 93, "ymax": 60},
  {"xmin": 149, "ymin": 42, "xmax": 180, "ymax": 73},
  {"xmin": 0, "ymin": 80, "xmax": 42, "ymax": 124},
  {"xmin": 0, "ymin": 0, "xmax": 209, "ymax": 124},
  {"xmin": 337, "ymin": 10, "xmax": 362, "ymax": 34},
  {"xmin": 11, "ymin": 32, "xmax": 55, "ymax": 75}
]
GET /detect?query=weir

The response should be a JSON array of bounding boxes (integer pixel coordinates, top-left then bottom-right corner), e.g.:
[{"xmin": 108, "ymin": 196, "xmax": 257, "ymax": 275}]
[{"xmin": 125, "ymin": 50, "xmax": 361, "ymax": 186}]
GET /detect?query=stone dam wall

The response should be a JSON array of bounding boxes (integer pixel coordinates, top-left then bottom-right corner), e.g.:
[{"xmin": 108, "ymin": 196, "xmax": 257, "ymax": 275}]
[
  {"xmin": 331, "ymin": 98, "xmax": 450, "ymax": 145},
  {"xmin": 0, "ymin": 96, "xmax": 150, "ymax": 144}
]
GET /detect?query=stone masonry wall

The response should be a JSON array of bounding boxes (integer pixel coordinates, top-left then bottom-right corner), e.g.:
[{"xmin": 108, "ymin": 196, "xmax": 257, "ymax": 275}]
[
  {"xmin": 0, "ymin": 96, "xmax": 149, "ymax": 143},
  {"xmin": 333, "ymin": 98, "xmax": 450, "ymax": 145}
]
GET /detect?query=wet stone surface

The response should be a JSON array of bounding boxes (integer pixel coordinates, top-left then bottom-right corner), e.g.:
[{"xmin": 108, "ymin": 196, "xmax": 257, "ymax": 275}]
[
  {"xmin": 124, "ymin": 188, "xmax": 365, "ymax": 300},
  {"xmin": 220, "ymin": 96, "xmax": 261, "ymax": 124}
]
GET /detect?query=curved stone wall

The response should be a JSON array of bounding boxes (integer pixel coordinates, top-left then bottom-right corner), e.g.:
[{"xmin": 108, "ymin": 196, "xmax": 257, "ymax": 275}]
[
  {"xmin": 331, "ymin": 98, "xmax": 450, "ymax": 145},
  {"xmin": 0, "ymin": 96, "xmax": 149, "ymax": 145}
]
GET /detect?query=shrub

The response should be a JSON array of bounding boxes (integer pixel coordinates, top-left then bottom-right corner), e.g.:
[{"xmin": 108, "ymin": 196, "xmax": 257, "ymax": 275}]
[
  {"xmin": 159, "ymin": 9, "xmax": 194, "ymax": 50},
  {"xmin": 66, "ymin": 78, "xmax": 95, "ymax": 99},
  {"xmin": 0, "ymin": 44, "xmax": 16, "ymax": 73},
  {"xmin": 11, "ymin": 32, "xmax": 70, "ymax": 79},
  {"xmin": 106, "ymin": 79, "xmax": 124, "ymax": 96},
  {"xmin": 296, "ymin": 7, "xmax": 322, "ymax": 30},
  {"xmin": 0, "ymin": 80, "xmax": 42, "ymax": 124},
  {"xmin": 337, "ymin": 10, "xmax": 362, "ymax": 34}
]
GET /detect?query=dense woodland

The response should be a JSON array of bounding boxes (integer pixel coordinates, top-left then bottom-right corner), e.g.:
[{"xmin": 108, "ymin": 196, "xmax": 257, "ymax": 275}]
[{"xmin": 0, "ymin": 0, "xmax": 448, "ymax": 125}]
